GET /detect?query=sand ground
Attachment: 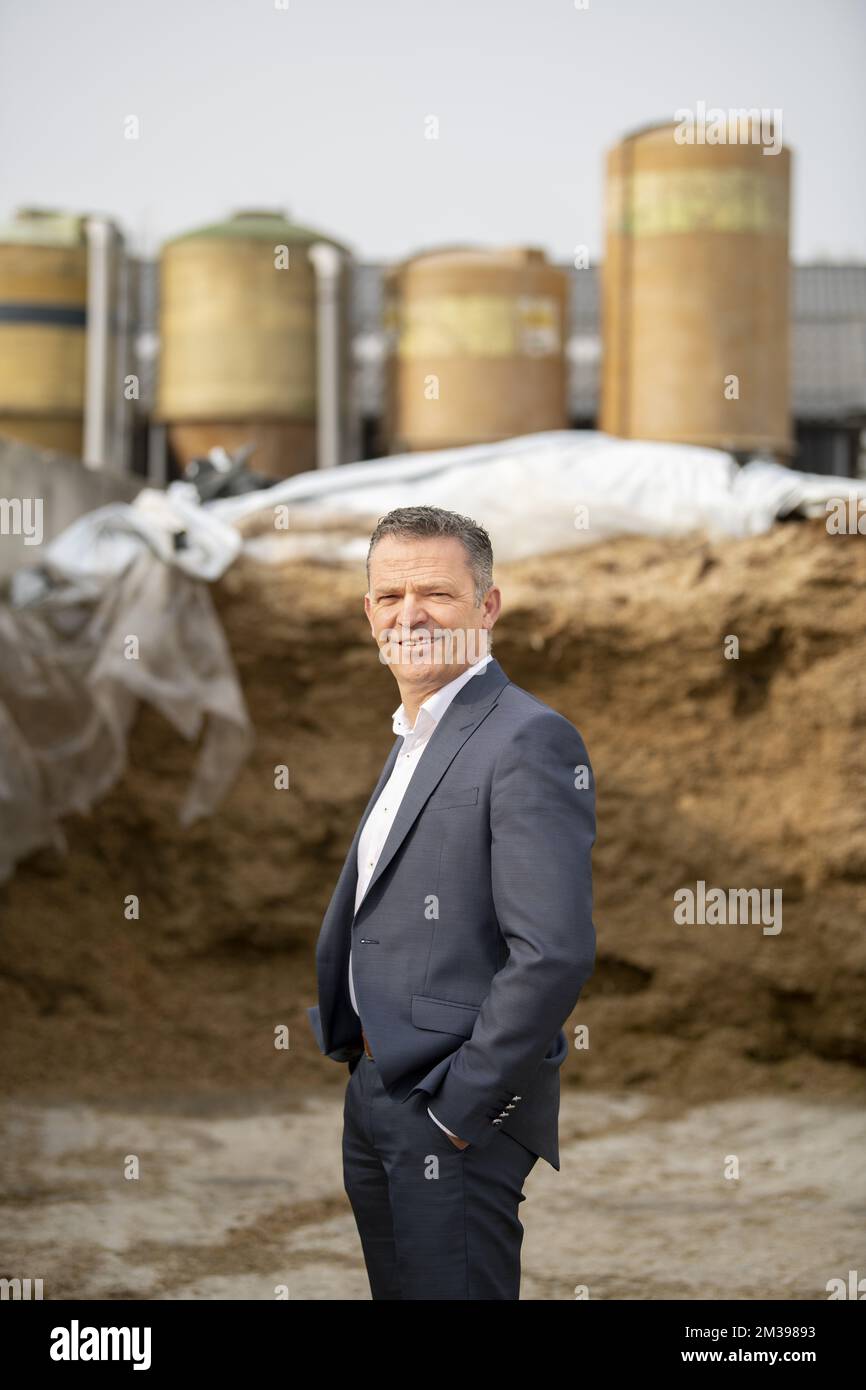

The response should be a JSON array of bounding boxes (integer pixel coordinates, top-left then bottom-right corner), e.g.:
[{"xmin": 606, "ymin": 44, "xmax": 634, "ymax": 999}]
[{"xmin": 2, "ymin": 1086, "xmax": 863, "ymax": 1300}]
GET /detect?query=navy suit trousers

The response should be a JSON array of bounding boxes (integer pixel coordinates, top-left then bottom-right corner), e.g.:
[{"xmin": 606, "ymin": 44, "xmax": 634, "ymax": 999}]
[{"xmin": 342, "ymin": 1052, "xmax": 538, "ymax": 1300}]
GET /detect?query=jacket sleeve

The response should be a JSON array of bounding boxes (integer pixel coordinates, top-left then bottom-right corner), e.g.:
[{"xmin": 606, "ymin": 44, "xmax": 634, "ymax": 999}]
[
  {"xmin": 426, "ymin": 710, "xmax": 596, "ymax": 1149},
  {"xmin": 307, "ymin": 1004, "xmax": 363, "ymax": 1064}
]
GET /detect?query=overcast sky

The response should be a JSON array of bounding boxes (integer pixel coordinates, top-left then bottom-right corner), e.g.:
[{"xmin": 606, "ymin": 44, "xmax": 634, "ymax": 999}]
[{"xmin": 1, "ymin": 0, "xmax": 864, "ymax": 263}]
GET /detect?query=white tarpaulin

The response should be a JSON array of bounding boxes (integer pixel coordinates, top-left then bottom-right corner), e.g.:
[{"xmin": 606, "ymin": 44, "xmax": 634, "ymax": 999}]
[
  {"xmin": 0, "ymin": 510, "xmax": 251, "ymax": 884},
  {"xmin": 210, "ymin": 430, "xmax": 866, "ymax": 565},
  {"xmin": 11, "ymin": 431, "xmax": 866, "ymax": 594},
  {"xmin": 2, "ymin": 429, "xmax": 864, "ymax": 883}
]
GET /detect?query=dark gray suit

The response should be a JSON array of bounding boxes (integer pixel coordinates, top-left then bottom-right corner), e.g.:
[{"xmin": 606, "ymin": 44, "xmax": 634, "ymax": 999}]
[{"xmin": 308, "ymin": 655, "xmax": 596, "ymax": 1297}]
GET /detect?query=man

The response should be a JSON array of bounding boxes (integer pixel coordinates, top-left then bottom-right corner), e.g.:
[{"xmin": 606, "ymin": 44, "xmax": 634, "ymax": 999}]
[{"xmin": 307, "ymin": 505, "xmax": 596, "ymax": 1299}]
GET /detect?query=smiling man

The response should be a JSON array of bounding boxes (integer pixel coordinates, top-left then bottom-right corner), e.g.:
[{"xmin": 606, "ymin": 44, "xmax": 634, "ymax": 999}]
[{"xmin": 307, "ymin": 504, "xmax": 596, "ymax": 1300}]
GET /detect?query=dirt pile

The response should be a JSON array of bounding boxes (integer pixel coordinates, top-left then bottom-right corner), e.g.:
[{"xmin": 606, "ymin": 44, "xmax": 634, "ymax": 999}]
[{"xmin": 1, "ymin": 518, "xmax": 864, "ymax": 1107}]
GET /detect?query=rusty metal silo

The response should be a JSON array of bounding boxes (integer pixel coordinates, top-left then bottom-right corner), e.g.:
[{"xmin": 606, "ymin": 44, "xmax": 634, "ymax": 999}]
[
  {"xmin": 600, "ymin": 119, "xmax": 792, "ymax": 456},
  {"xmin": 0, "ymin": 209, "xmax": 88, "ymax": 455},
  {"xmin": 157, "ymin": 209, "xmax": 352, "ymax": 478},
  {"xmin": 384, "ymin": 246, "xmax": 568, "ymax": 452}
]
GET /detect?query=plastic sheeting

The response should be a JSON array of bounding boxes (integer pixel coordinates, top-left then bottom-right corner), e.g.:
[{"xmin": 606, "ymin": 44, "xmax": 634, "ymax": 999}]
[
  {"xmin": 2, "ymin": 429, "xmax": 864, "ymax": 883},
  {"xmin": 208, "ymin": 431, "xmax": 866, "ymax": 566},
  {"xmin": 0, "ymin": 547, "xmax": 251, "ymax": 885}
]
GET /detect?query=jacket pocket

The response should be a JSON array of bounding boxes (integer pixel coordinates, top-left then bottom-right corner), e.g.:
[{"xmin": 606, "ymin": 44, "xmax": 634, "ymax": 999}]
[
  {"xmin": 424, "ymin": 1103, "xmax": 468, "ymax": 1152},
  {"xmin": 411, "ymin": 993, "xmax": 481, "ymax": 1037},
  {"xmin": 425, "ymin": 785, "xmax": 480, "ymax": 810}
]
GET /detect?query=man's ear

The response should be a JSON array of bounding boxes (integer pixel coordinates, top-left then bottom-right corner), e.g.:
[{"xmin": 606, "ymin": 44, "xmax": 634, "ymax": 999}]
[{"xmin": 483, "ymin": 586, "xmax": 502, "ymax": 626}]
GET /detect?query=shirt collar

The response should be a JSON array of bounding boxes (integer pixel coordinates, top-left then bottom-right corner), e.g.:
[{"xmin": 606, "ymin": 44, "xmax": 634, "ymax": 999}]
[{"xmin": 392, "ymin": 653, "xmax": 493, "ymax": 739}]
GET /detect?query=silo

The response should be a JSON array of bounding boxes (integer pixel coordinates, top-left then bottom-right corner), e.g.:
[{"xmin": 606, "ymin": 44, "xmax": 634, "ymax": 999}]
[
  {"xmin": 384, "ymin": 246, "xmax": 568, "ymax": 452},
  {"xmin": 157, "ymin": 210, "xmax": 351, "ymax": 478},
  {"xmin": 600, "ymin": 119, "xmax": 792, "ymax": 456},
  {"xmin": 0, "ymin": 209, "xmax": 88, "ymax": 455}
]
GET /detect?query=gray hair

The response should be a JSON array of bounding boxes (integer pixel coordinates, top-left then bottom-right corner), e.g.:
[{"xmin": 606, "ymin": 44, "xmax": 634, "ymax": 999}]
[{"xmin": 366, "ymin": 505, "xmax": 494, "ymax": 607}]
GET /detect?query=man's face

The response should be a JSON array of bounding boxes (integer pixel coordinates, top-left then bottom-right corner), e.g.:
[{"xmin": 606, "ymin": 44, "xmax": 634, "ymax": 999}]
[{"xmin": 364, "ymin": 535, "xmax": 499, "ymax": 691}]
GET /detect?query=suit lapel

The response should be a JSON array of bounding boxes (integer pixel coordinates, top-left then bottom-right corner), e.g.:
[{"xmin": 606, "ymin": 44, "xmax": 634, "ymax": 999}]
[
  {"xmin": 316, "ymin": 736, "xmax": 402, "ymax": 959},
  {"xmin": 354, "ymin": 656, "xmax": 509, "ymax": 912},
  {"xmin": 316, "ymin": 657, "xmax": 509, "ymax": 966}
]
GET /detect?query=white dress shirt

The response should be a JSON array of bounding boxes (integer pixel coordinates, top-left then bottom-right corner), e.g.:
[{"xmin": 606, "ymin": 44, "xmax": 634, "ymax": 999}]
[{"xmin": 349, "ymin": 651, "xmax": 493, "ymax": 1141}]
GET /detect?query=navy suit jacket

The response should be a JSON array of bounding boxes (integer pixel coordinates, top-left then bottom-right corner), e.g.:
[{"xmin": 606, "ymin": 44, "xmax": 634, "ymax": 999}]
[{"xmin": 307, "ymin": 655, "xmax": 596, "ymax": 1169}]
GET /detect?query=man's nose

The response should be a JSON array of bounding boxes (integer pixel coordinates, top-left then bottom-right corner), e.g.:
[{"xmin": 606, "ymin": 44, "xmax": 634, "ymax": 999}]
[{"xmin": 395, "ymin": 597, "xmax": 427, "ymax": 629}]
